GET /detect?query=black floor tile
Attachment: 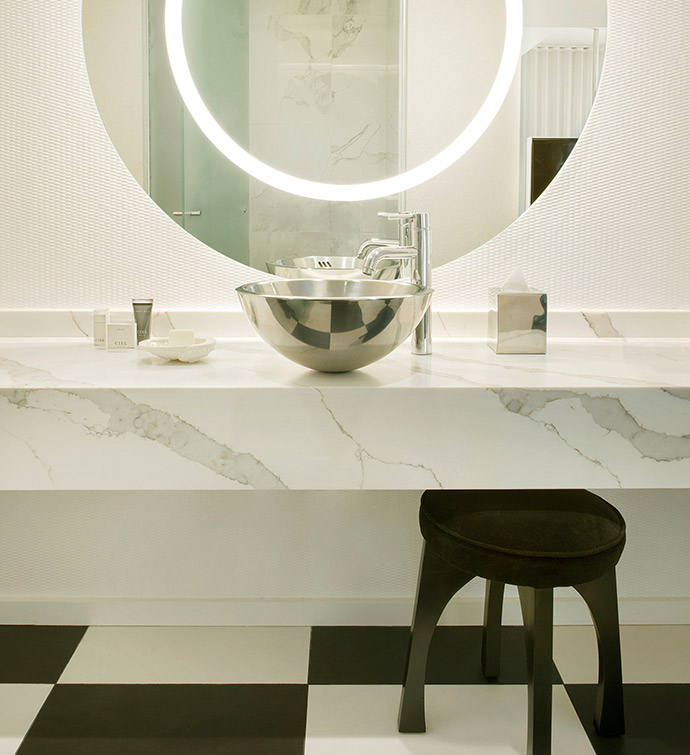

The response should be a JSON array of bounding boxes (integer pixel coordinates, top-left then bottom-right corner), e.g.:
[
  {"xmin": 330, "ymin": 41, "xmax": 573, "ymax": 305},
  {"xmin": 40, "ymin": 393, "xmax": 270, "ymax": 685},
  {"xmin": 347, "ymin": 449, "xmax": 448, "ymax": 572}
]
[
  {"xmin": 309, "ymin": 626, "xmax": 409, "ymax": 684},
  {"xmin": 18, "ymin": 684, "xmax": 308, "ymax": 755},
  {"xmin": 428, "ymin": 625, "xmax": 562, "ymax": 685},
  {"xmin": 0, "ymin": 625, "xmax": 87, "ymax": 683},
  {"xmin": 566, "ymin": 684, "xmax": 690, "ymax": 755},
  {"xmin": 308, "ymin": 625, "xmax": 562, "ymax": 685}
]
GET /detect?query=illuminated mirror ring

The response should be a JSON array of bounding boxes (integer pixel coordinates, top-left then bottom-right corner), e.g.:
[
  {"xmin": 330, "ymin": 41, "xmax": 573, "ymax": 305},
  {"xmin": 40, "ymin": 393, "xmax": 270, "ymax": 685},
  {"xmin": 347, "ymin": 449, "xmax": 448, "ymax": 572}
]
[{"xmin": 165, "ymin": 0, "xmax": 523, "ymax": 202}]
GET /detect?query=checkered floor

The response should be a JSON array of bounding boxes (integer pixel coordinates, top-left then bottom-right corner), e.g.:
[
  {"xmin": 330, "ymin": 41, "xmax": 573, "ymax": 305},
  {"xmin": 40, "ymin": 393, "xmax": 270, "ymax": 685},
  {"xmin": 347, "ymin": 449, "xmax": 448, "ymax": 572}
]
[{"xmin": 1, "ymin": 624, "xmax": 689, "ymax": 754}]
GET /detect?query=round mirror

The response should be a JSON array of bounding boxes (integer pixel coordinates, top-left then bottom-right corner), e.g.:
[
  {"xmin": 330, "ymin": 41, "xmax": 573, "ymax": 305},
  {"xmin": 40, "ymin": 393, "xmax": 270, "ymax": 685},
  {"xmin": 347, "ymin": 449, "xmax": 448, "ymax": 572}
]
[{"xmin": 83, "ymin": 0, "xmax": 607, "ymax": 270}]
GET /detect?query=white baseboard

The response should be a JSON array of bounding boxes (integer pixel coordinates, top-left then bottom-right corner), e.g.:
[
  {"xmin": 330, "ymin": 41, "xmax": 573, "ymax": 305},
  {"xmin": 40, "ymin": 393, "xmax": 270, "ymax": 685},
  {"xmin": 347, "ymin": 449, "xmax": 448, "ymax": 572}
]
[{"xmin": 0, "ymin": 597, "xmax": 688, "ymax": 626}]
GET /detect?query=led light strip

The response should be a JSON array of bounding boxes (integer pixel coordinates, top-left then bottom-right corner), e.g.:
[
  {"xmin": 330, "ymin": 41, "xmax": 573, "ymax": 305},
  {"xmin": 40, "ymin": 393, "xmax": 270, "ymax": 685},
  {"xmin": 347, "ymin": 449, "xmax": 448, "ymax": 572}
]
[{"xmin": 165, "ymin": 0, "xmax": 523, "ymax": 202}]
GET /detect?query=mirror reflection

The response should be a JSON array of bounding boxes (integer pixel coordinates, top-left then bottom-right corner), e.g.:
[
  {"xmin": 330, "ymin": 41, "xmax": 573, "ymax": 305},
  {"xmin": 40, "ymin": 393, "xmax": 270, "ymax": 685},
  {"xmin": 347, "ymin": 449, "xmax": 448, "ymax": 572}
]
[{"xmin": 83, "ymin": 0, "xmax": 606, "ymax": 270}]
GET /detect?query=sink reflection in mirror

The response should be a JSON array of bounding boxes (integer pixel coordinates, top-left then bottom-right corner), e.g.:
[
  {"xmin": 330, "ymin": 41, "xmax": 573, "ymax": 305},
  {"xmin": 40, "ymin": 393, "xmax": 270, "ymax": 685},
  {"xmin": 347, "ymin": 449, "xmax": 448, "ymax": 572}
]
[
  {"xmin": 236, "ymin": 279, "xmax": 432, "ymax": 373},
  {"xmin": 266, "ymin": 256, "xmax": 405, "ymax": 281}
]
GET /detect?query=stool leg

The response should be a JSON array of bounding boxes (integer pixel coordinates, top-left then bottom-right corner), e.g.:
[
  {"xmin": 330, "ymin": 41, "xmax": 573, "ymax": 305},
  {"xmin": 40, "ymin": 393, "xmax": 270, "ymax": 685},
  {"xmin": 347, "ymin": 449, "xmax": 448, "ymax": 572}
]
[
  {"xmin": 518, "ymin": 586, "xmax": 554, "ymax": 755},
  {"xmin": 482, "ymin": 580, "xmax": 506, "ymax": 678},
  {"xmin": 573, "ymin": 568, "xmax": 625, "ymax": 736},
  {"xmin": 398, "ymin": 542, "xmax": 474, "ymax": 733}
]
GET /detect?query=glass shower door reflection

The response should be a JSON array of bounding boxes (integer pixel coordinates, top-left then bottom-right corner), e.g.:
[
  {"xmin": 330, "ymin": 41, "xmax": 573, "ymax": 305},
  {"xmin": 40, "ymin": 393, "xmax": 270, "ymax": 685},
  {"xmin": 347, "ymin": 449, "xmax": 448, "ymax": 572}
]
[{"xmin": 148, "ymin": 0, "xmax": 250, "ymax": 264}]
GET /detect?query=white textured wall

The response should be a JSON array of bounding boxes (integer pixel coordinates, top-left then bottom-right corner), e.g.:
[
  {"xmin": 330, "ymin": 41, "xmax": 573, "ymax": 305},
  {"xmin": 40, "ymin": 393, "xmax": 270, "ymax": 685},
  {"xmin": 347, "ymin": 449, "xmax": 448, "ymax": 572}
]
[{"xmin": 0, "ymin": 0, "xmax": 689, "ymax": 622}]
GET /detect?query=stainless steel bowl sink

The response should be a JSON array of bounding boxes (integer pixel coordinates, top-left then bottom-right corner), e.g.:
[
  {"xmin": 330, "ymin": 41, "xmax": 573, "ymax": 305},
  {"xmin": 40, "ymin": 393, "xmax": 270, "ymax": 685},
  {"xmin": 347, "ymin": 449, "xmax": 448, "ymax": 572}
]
[
  {"xmin": 265, "ymin": 255, "xmax": 403, "ymax": 281},
  {"xmin": 236, "ymin": 279, "xmax": 433, "ymax": 372}
]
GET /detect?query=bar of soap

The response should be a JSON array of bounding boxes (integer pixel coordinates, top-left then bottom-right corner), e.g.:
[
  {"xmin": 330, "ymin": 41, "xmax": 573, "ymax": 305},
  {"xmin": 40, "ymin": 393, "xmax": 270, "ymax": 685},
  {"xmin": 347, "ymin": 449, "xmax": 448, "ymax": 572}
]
[{"xmin": 168, "ymin": 329, "xmax": 195, "ymax": 346}]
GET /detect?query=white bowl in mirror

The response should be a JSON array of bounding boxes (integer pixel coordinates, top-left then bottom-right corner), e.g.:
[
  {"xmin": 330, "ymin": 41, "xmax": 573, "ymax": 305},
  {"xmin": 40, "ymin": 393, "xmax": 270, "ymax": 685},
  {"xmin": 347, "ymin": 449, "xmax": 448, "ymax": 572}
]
[{"xmin": 138, "ymin": 337, "xmax": 216, "ymax": 363}]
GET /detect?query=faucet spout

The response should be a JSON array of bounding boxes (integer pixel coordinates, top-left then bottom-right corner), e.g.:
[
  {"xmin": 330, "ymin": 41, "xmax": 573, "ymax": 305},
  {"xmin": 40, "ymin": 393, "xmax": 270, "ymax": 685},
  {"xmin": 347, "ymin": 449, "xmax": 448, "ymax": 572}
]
[
  {"xmin": 356, "ymin": 237, "xmax": 398, "ymax": 260},
  {"xmin": 361, "ymin": 246, "xmax": 417, "ymax": 277}
]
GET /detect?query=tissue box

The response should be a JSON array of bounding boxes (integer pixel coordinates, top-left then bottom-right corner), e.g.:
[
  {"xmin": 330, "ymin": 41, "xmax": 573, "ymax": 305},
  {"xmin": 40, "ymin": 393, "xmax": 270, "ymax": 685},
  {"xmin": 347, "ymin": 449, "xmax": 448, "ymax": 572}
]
[{"xmin": 488, "ymin": 289, "xmax": 547, "ymax": 354}]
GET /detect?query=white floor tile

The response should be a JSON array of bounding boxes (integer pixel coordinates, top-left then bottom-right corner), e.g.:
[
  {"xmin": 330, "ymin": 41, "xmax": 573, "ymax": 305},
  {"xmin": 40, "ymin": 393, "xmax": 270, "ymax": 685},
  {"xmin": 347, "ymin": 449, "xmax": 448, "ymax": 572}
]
[
  {"xmin": 58, "ymin": 626, "xmax": 310, "ymax": 684},
  {"xmin": 0, "ymin": 685, "xmax": 52, "ymax": 755},
  {"xmin": 554, "ymin": 624, "xmax": 690, "ymax": 684},
  {"xmin": 305, "ymin": 685, "xmax": 594, "ymax": 755},
  {"xmin": 553, "ymin": 625, "xmax": 599, "ymax": 684}
]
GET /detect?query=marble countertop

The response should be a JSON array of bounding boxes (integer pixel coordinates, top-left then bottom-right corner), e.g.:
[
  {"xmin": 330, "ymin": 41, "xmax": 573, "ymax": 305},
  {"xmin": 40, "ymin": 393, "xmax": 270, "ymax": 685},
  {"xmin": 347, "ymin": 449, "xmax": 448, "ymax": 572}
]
[{"xmin": 1, "ymin": 337, "xmax": 689, "ymax": 490}]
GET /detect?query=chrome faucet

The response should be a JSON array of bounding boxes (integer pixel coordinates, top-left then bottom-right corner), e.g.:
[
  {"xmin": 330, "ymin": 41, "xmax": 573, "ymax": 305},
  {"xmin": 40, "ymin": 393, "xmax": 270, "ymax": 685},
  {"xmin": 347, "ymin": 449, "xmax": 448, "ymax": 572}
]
[{"xmin": 361, "ymin": 211, "xmax": 432, "ymax": 355}]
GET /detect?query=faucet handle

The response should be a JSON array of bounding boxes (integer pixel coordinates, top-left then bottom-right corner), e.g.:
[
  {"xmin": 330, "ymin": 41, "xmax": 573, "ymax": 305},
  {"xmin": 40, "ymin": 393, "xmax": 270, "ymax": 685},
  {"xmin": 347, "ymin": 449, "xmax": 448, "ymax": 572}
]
[
  {"xmin": 378, "ymin": 211, "xmax": 415, "ymax": 222},
  {"xmin": 378, "ymin": 212, "xmax": 416, "ymax": 246},
  {"xmin": 379, "ymin": 212, "xmax": 419, "ymax": 246}
]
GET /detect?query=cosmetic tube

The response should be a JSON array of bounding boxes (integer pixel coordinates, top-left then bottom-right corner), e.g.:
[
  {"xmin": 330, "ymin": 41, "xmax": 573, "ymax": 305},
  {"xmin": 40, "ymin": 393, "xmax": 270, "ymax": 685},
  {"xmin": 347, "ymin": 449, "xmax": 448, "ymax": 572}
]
[{"xmin": 132, "ymin": 298, "xmax": 153, "ymax": 343}]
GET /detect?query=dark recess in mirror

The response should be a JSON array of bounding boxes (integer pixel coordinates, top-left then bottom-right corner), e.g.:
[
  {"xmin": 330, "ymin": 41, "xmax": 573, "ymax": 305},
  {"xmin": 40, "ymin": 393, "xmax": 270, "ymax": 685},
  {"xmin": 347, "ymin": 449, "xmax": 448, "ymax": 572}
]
[{"xmin": 530, "ymin": 137, "xmax": 578, "ymax": 205}]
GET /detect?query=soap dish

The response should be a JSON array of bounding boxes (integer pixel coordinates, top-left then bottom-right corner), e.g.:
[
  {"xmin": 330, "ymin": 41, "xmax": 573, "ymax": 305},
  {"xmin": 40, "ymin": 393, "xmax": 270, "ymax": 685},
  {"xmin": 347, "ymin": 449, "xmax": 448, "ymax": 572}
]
[{"xmin": 138, "ymin": 337, "xmax": 216, "ymax": 363}]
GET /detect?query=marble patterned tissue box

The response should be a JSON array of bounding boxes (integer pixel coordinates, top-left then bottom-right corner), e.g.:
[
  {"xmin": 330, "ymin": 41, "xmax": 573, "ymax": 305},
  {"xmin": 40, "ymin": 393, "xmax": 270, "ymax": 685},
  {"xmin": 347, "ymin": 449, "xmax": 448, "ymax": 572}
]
[{"xmin": 488, "ymin": 289, "xmax": 548, "ymax": 354}]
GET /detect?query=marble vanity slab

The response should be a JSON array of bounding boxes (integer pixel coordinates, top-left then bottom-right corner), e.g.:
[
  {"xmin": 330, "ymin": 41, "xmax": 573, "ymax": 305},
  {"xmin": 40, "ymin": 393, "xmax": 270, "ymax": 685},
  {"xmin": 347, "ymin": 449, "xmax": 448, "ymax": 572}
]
[{"xmin": 1, "ymin": 337, "xmax": 689, "ymax": 491}]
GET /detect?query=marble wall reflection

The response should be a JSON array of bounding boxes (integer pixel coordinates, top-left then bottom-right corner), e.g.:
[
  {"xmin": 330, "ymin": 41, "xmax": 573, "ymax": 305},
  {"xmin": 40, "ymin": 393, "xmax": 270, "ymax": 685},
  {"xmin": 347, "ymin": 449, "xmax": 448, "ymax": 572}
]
[{"xmin": 248, "ymin": 0, "xmax": 400, "ymax": 272}]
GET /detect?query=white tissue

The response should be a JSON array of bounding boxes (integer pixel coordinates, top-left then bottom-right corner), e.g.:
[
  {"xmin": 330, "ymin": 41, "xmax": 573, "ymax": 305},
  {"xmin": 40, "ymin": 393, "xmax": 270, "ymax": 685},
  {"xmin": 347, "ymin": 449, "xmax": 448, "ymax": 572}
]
[{"xmin": 500, "ymin": 267, "xmax": 531, "ymax": 293}]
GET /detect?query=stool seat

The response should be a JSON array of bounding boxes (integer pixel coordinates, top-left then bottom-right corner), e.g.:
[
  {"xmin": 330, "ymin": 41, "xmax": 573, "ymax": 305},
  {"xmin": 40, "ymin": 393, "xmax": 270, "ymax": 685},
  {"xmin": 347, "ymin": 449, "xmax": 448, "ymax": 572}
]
[{"xmin": 420, "ymin": 489, "xmax": 626, "ymax": 588}]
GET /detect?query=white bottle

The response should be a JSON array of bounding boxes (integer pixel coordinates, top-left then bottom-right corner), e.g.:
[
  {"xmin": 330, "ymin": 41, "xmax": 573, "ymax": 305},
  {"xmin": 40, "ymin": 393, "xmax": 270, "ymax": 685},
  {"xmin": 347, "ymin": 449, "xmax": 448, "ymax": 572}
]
[
  {"xmin": 93, "ymin": 309, "xmax": 108, "ymax": 349},
  {"xmin": 107, "ymin": 314, "xmax": 136, "ymax": 349}
]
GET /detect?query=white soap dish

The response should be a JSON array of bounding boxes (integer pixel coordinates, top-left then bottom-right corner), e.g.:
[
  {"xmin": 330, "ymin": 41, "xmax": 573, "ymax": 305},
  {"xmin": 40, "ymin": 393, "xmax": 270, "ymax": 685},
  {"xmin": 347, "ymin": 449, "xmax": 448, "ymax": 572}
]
[{"xmin": 138, "ymin": 337, "xmax": 216, "ymax": 363}]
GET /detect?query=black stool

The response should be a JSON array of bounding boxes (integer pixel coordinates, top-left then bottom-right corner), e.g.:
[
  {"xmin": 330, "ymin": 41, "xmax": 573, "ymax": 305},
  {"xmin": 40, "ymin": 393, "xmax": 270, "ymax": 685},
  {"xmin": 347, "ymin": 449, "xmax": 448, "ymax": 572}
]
[{"xmin": 399, "ymin": 489, "xmax": 626, "ymax": 755}]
